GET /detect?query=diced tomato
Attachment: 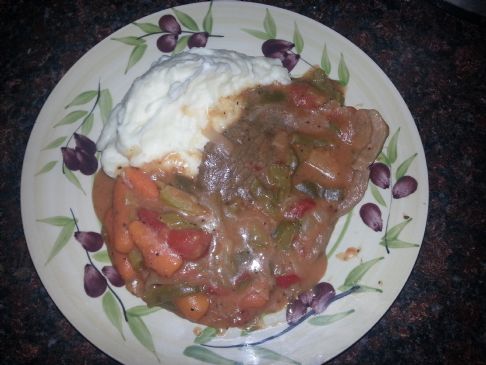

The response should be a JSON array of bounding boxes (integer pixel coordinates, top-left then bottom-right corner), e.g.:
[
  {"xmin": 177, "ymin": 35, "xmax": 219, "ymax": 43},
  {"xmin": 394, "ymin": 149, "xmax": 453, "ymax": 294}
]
[
  {"xmin": 167, "ymin": 228, "xmax": 212, "ymax": 260},
  {"xmin": 137, "ymin": 208, "xmax": 166, "ymax": 233},
  {"xmin": 284, "ymin": 198, "xmax": 316, "ymax": 219},
  {"xmin": 288, "ymin": 83, "xmax": 322, "ymax": 109},
  {"xmin": 275, "ymin": 274, "xmax": 300, "ymax": 288}
]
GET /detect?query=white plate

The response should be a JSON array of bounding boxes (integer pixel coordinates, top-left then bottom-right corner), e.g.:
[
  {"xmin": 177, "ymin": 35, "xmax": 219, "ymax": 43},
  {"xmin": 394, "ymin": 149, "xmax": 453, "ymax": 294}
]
[{"xmin": 21, "ymin": 2, "xmax": 428, "ymax": 364}]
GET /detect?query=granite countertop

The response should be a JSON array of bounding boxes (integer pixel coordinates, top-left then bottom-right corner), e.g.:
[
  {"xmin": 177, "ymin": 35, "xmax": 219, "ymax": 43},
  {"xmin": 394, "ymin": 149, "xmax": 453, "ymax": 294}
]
[{"xmin": 1, "ymin": 1, "xmax": 485, "ymax": 364}]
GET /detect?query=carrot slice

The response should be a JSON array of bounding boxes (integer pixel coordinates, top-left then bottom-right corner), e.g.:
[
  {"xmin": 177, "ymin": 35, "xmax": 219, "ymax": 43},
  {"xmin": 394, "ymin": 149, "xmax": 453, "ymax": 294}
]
[
  {"xmin": 128, "ymin": 220, "xmax": 182, "ymax": 277},
  {"xmin": 175, "ymin": 293, "xmax": 210, "ymax": 321},
  {"xmin": 123, "ymin": 167, "xmax": 159, "ymax": 201},
  {"xmin": 112, "ymin": 177, "xmax": 134, "ymax": 253}
]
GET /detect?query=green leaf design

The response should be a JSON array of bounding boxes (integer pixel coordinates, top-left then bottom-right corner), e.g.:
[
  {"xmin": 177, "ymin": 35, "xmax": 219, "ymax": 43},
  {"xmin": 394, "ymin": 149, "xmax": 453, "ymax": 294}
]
[
  {"xmin": 380, "ymin": 239, "xmax": 419, "ymax": 249},
  {"xmin": 203, "ymin": 1, "xmax": 213, "ymax": 33},
  {"xmin": 37, "ymin": 216, "xmax": 74, "ymax": 226},
  {"xmin": 383, "ymin": 217, "xmax": 412, "ymax": 241},
  {"xmin": 64, "ymin": 168, "xmax": 86, "ymax": 195},
  {"xmin": 65, "ymin": 90, "xmax": 98, "ymax": 108},
  {"xmin": 102, "ymin": 291, "xmax": 125, "ymax": 340},
  {"xmin": 183, "ymin": 346, "xmax": 241, "ymax": 365},
  {"xmin": 263, "ymin": 9, "xmax": 277, "ymax": 39},
  {"xmin": 42, "ymin": 136, "xmax": 67, "ymax": 150},
  {"xmin": 92, "ymin": 250, "xmax": 111, "ymax": 263},
  {"xmin": 326, "ymin": 210, "xmax": 353, "ymax": 258},
  {"xmin": 173, "ymin": 8, "xmax": 199, "ymax": 31},
  {"xmin": 133, "ymin": 22, "xmax": 161, "ymax": 34},
  {"xmin": 320, "ymin": 44, "xmax": 331, "ymax": 75},
  {"xmin": 125, "ymin": 44, "xmax": 147, "ymax": 73},
  {"xmin": 338, "ymin": 256, "xmax": 384, "ymax": 291},
  {"xmin": 396, "ymin": 153, "xmax": 417, "ymax": 180},
  {"xmin": 45, "ymin": 220, "xmax": 75, "ymax": 264},
  {"xmin": 99, "ymin": 89, "xmax": 113, "ymax": 124},
  {"xmin": 54, "ymin": 110, "xmax": 88, "ymax": 127},
  {"xmin": 127, "ymin": 315, "xmax": 159, "ymax": 360},
  {"xmin": 35, "ymin": 161, "xmax": 57, "ymax": 176},
  {"xmin": 112, "ymin": 36, "xmax": 145, "ymax": 46},
  {"xmin": 293, "ymin": 22, "xmax": 304, "ymax": 54},
  {"xmin": 81, "ymin": 113, "xmax": 94, "ymax": 135},
  {"xmin": 241, "ymin": 28, "xmax": 272, "ymax": 40},
  {"xmin": 308, "ymin": 309, "xmax": 355, "ymax": 326},
  {"xmin": 370, "ymin": 184, "xmax": 387, "ymax": 207},
  {"xmin": 173, "ymin": 35, "xmax": 190, "ymax": 54},
  {"xmin": 354, "ymin": 285, "xmax": 383, "ymax": 293},
  {"xmin": 377, "ymin": 151, "xmax": 391, "ymax": 166},
  {"xmin": 126, "ymin": 305, "xmax": 161, "ymax": 317},
  {"xmin": 338, "ymin": 53, "xmax": 350, "ymax": 86},
  {"xmin": 194, "ymin": 327, "xmax": 218, "ymax": 344},
  {"xmin": 241, "ymin": 346, "xmax": 301, "ymax": 365},
  {"xmin": 386, "ymin": 128, "xmax": 400, "ymax": 165}
]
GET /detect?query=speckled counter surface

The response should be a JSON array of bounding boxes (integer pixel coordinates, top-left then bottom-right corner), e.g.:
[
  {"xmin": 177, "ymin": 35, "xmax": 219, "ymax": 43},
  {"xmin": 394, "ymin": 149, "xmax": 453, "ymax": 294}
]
[{"xmin": 1, "ymin": 1, "xmax": 485, "ymax": 364}]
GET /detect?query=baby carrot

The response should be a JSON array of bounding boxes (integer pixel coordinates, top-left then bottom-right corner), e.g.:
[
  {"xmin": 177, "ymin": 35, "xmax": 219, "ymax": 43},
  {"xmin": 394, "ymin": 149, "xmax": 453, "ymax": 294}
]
[
  {"xmin": 122, "ymin": 167, "xmax": 159, "ymax": 201},
  {"xmin": 111, "ymin": 250, "xmax": 137, "ymax": 283},
  {"xmin": 128, "ymin": 220, "xmax": 182, "ymax": 277},
  {"xmin": 113, "ymin": 177, "xmax": 134, "ymax": 253},
  {"xmin": 174, "ymin": 293, "xmax": 210, "ymax": 321}
]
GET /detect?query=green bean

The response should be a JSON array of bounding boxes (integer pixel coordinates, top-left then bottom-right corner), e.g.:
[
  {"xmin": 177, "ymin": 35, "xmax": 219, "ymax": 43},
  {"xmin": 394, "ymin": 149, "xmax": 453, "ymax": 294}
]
[
  {"xmin": 273, "ymin": 220, "xmax": 300, "ymax": 250},
  {"xmin": 160, "ymin": 185, "xmax": 208, "ymax": 216}
]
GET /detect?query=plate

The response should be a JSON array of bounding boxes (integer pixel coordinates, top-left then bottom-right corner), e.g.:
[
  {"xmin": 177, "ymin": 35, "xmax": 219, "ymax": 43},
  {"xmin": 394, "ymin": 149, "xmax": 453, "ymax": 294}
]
[{"xmin": 21, "ymin": 2, "xmax": 428, "ymax": 364}]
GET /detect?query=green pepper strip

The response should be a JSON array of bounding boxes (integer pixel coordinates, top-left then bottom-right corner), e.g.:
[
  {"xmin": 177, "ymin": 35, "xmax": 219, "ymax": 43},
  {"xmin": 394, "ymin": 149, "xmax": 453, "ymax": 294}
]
[
  {"xmin": 143, "ymin": 284, "xmax": 200, "ymax": 307},
  {"xmin": 128, "ymin": 248, "xmax": 144, "ymax": 272},
  {"xmin": 273, "ymin": 220, "xmax": 300, "ymax": 250},
  {"xmin": 159, "ymin": 211, "xmax": 196, "ymax": 229},
  {"xmin": 159, "ymin": 185, "xmax": 208, "ymax": 216}
]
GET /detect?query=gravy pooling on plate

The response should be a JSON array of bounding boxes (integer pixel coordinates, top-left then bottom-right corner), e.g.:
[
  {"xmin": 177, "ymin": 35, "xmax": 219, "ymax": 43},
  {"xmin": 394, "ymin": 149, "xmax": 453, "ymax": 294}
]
[{"xmin": 93, "ymin": 60, "xmax": 388, "ymax": 328}]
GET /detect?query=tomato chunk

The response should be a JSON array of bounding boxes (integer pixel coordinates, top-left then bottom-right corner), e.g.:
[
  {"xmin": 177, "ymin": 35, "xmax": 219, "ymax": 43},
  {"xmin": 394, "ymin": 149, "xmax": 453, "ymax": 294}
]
[
  {"xmin": 284, "ymin": 198, "xmax": 316, "ymax": 219},
  {"xmin": 167, "ymin": 228, "xmax": 211, "ymax": 260},
  {"xmin": 138, "ymin": 208, "xmax": 166, "ymax": 233},
  {"xmin": 275, "ymin": 274, "xmax": 300, "ymax": 288}
]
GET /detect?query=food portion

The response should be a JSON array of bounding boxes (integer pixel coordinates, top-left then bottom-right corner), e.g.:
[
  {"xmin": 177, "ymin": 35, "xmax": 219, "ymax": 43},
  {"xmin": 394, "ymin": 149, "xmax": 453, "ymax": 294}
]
[
  {"xmin": 93, "ymin": 49, "xmax": 389, "ymax": 329},
  {"xmin": 97, "ymin": 48, "xmax": 291, "ymax": 178}
]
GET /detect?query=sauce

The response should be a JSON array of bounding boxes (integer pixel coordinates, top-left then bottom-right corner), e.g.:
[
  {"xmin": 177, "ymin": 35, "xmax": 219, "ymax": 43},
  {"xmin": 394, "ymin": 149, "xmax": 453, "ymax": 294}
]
[{"xmin": 92, "ymin": 68, "xmax": 388, "ymax": 329}]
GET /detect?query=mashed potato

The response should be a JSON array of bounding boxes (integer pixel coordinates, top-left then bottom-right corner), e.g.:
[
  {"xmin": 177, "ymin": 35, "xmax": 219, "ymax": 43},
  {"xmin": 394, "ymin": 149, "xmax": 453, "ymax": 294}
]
[{"xmin": 97, "ymin": 48, "xmax": 291, "ymax": 178}]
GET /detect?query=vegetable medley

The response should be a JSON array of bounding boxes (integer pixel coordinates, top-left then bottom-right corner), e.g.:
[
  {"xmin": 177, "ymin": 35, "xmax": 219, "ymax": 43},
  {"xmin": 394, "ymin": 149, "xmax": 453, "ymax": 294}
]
[{"xmin": 92, "ymin": 69, "xmax": 388, "ymax": 329}]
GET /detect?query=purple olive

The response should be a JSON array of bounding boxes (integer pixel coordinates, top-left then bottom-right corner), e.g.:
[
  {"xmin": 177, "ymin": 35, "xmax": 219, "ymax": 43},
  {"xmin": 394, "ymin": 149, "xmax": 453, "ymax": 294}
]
[
  {"xmin": 73, "ymin": 133, "xmax": 97, "ymax": 155},
  {"xmin": 262, "ymin": 39, "xmax": 294, "ymax": 59},
  {"xmin": 157, "ymin": 34, "xmax": 178, "ymax": 53},
  {"xmin": 359, "ymin": 202, "xmax": 383, "ymax": 232},
  {"xmin": 188, "ymin": 32, "xmax": 209, "ymax": 48},
  {"xmin": 286, "ymin": 298, "xmax": 307, "ymax": 324},
  {"xmin": 102, "ymin": 266, "xmax": 124, "ymax": 287},
  {"xmin": 84, "ymin": 264, "xmax": 107, "ymax": 298},
  {"xmin": 369, "ymin": 162, "xmax": 390, "ymax": 189},
  {"xmin": 392, "ymin": 176, "xmax": 418, "ymax": 199},
  {"xmin": 74, "ymin": 231, "xmax": 103, "ymax": 252},
  {"xmin": 158, "ymin": 14, "xmax": 181, "ymax": 35},
  {"xmin": 310, "ymin": 282, "xmax": 336, "ymax": 314},
  {"xmin": 282, "ymin": 52, "xmax": 300, "ymax": 72},
  {"xmin": 76, "ymin": 148, "xmax": 98, "ymax": 175},
  {"xmin": 61, "ymin": 147, "xmax": 80, "ymax": 171}
]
